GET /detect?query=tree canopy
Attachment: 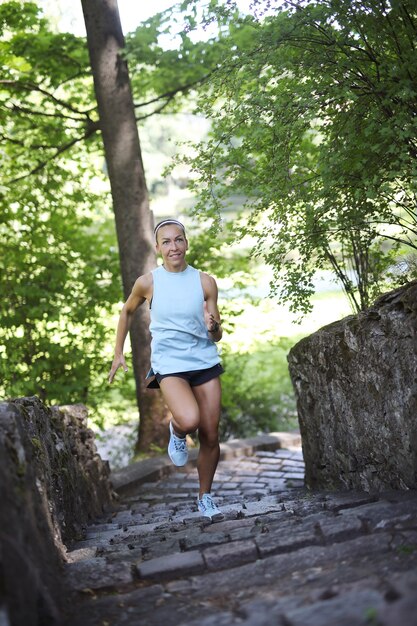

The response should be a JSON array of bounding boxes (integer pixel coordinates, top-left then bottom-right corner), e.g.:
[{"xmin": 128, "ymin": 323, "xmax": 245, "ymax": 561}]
[
  {"xmin": 1, "ymin": 2, "xmax": 121, "ymax": 403},
  {"xmin": 171, "ymin": 0, "xmax": 417, "ymax": 313},
  {"xmin": 0, "ymin": 0, "xmax": 249, "ymax": 413}
]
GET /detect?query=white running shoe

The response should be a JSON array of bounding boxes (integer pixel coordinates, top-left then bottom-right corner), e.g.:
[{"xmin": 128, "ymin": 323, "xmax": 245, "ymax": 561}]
[
  {"xmin": 168, "ymin": 421, "xmax": 188, "ymax": 466},
  {"xmin": 197, "ymin": 493, "xmax": 224, "ymax": 521}
]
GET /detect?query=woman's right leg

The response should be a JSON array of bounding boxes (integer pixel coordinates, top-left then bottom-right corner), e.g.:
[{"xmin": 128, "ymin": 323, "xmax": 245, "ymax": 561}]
[{"xmin": 159, "ymin": 376, "xmax": 200, "ymax": 435}]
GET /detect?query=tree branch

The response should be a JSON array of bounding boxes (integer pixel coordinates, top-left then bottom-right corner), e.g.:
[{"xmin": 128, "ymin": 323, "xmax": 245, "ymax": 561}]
[
  {"xmin": 135, "ymin": 96, "xmax": 174, "ymax": 120},
  {"xmin": 6, "ymin": 128, "xmax": 97, "ymax": 185},
  {"xmin": 4, "ymin": 101, "xmax": 89, "ymax": 123},
  {"xmin": 133, "ymin": 71, "xmax": 216, "ymax": 110},
  {"xmin": 0, "ymin": 133, "xmax": 53, "ymax": 150},
  {"xmin": 0, "ymin": 79, "xmax": 94, "ymax": 116}
]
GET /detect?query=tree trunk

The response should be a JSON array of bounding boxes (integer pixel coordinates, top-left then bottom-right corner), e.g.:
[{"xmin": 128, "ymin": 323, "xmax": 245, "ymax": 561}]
[{"xmin": 81, "ymin": 0, "xmax": 168, "ymax": 451}]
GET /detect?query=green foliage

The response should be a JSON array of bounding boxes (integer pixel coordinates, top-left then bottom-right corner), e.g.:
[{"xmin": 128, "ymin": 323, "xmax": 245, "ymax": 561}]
[
  {"xmin": 0, "ymin": 2, "xmax": 120, "ymax": 404},
  {"xmin": 0, "ymin": 159, "xmax": 121, "ymax": 404},
  {"xmin": 186, "ymin": 219, "xmax": 256, "ymax": 284},
  {"xmin": 219, "ymin": 338, "xmax": 298, "ymax": 440},
  {"xmin": 364, "ymin": 606, "xmax": 379, "ymax": 625},
  {"xmin": 396, "ymin": 543, "xmax": 417, "ymax": 556},
  {"xmin": 171, "ymin": 0, "xmax": 417, "ymax": 313},
  {"xmin": 124, "ymin": 0, "xmax": 247, "ymax": 118}
]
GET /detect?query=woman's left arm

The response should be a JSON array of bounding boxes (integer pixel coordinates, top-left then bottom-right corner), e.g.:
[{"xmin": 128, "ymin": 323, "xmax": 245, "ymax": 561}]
[{"xmin": 201, "ymin": 273, "xmax": 223, "ymax": 342}]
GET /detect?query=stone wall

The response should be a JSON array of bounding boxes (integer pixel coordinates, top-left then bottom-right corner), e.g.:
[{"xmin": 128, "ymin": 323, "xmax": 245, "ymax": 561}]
[
  {"xmin": 288, "ymin": 281, "xmax": 417, "ymax": 492},
  {"xmin": 0, "ymin": 396, "xmax": 114, "ymax": 626}
]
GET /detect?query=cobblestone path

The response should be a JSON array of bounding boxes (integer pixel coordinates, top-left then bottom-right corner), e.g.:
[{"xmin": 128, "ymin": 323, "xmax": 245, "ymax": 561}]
[{"xmin": 64, "ymin": 438, "xmax": 417, "ymax": 626}]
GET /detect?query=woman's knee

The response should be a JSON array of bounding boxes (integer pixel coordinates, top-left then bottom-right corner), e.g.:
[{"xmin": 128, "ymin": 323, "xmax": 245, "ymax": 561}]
[
  {"xmin": 198, "ymin": 425, "xmax": 220, "ymax": 448},
  {"xmin": 172, "ymin": 410, "xmax": 199, "ymax": 434}
]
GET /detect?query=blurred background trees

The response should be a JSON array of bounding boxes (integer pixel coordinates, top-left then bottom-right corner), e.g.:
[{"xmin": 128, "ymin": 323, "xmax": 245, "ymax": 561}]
[
  {"xmin": 175, "ymin": 0, "xmax": 417, "ymax": 314},
  {"xmin": 0, "ymin": 2, "xmax": 118, "ymax": 405}
]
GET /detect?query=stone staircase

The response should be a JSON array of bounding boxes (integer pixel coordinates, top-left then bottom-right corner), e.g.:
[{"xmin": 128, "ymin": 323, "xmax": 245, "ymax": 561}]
[{"xmin": 64, "ymin": 439, "xmax": 417, "ymax": 626}]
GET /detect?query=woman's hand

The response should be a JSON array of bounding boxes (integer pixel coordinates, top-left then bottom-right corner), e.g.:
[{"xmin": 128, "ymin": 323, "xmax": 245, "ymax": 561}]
[
  {"xmin": 108, "ymin": 354, "xmax": 128, "ymax": 384},
  {"xmin": 204, "ymin": 301, "xmax": 220, "ymax": 334}
]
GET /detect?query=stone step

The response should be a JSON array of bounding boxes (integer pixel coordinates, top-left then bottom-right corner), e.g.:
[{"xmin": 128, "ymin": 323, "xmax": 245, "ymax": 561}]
[
  {"xmin": 65, "ymin": 489, "xmax": 417, "ymax": 587},
  {"xmin": 64, "ymin": 444, "xmax": 417, "ymax": 626},
  {"xmin": 65, "ymin": 526, "xmax": 417, "ymax": 626}
]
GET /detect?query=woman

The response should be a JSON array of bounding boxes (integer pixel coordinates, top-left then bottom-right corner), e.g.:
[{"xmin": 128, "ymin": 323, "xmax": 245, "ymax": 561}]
[{"xmin": 108, "ymin": 219, "xmax": 224, "ymax": 520}]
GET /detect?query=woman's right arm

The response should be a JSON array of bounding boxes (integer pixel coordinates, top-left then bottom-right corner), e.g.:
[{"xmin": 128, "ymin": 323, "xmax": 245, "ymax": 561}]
[{"xmin": 108, "ymin": 273, "xmax": 152, "ymax": 384}]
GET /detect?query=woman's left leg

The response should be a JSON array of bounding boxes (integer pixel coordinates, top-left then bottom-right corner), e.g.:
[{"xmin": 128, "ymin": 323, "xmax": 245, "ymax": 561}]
[{"xmin": 192, "ymin": 376, "xmax": 222, "ymax": 498}]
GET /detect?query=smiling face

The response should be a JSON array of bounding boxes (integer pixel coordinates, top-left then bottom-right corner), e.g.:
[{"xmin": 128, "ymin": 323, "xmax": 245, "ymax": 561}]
[{"xmin": 155, "ymin": 224, "xmax": 188, "ymax": 272}]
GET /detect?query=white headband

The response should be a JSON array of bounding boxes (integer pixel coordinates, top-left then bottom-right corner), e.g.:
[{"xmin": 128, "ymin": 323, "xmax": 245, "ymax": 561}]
[{"xmin": 154, "ymin": 219, "xmax": 185, "ymax": 239}]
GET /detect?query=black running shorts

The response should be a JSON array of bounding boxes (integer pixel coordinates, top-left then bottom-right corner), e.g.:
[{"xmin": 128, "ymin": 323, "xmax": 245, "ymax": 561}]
[{"xmin": 146, "ymin": 363, "xmax": 224, "ymax": 389}]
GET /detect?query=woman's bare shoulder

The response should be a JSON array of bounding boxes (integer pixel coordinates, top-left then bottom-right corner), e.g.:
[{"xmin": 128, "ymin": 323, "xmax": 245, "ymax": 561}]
[
  {"xmin": 132, "ymin": 271, "xmax": 153, "ymax": 299},
  {"xmin": 199, "ymin": 271, "xmax": 218, "ymax": 295}
]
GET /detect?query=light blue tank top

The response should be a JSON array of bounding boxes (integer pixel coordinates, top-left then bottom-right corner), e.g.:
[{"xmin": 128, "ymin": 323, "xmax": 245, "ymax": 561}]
[{"xmin": 149, "ymin": 265, "xmax": 220, "ymax": 375}]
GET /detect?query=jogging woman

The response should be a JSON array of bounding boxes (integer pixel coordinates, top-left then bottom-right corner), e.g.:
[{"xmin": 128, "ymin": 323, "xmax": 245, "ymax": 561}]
[{"xmin": 108, "ymin": 219, "xmax": 224, "ymax": 520}]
